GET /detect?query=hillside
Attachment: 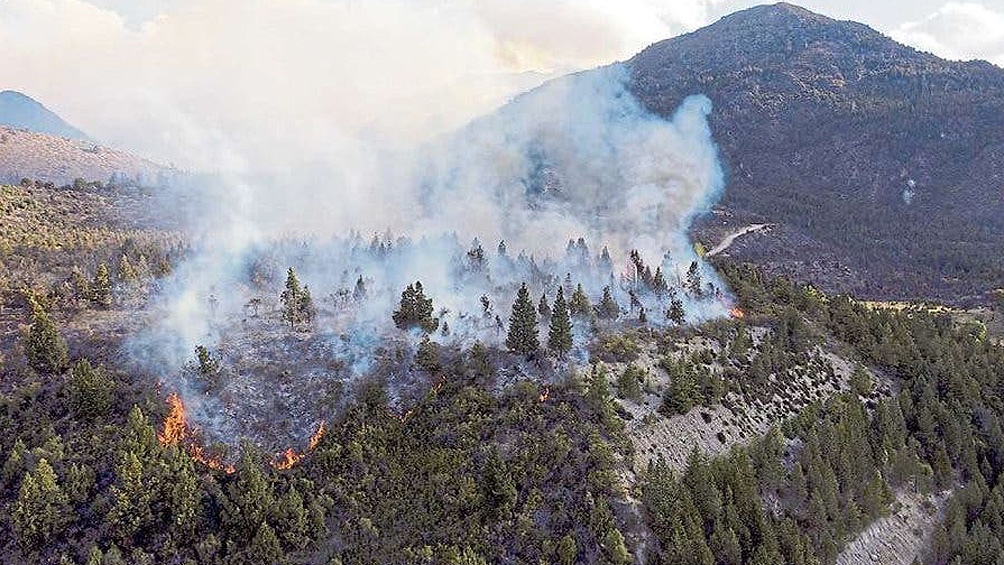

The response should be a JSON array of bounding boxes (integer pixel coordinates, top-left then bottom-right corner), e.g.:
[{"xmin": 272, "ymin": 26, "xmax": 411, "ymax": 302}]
[
  {"xmin": 0, "ymin": 126, "xmax": 161, "ymax": 186},
  {"xmin": 627, "ymin": 3, "xmax": 1004, "ymax": 304},
  {"xmin": 0, "ymin": 91, "xmax": 90, "ymax": 141}
]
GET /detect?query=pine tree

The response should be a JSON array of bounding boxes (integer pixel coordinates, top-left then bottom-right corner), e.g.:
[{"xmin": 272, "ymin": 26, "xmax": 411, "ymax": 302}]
[
  {"xmin": 353, "ymin": 275, "xmax": 367, "ymax": 300},
  {"xmin": 280, "ymin": 268, "xmax": 302, "ymax": 329},
  {"xmin": 25, "ymin": 303, "xmax": 69, "ymax": 374},
  {"xmin": 67, "ymin": 359, "xmax": 115, "ymax": 421},
  {"xmin": 597, "ymin": 286, "xmax": 619, "ymax": 319},
  {"xmin": 117, "ymin": 254, "xmax": 137, "ymax": 283},
  {"xmin": 92, "ymin": 262, "xmax": 113, "ymax": 307},
  {"xmin": 299, "ymin": 285, "xmax": 315, "ymax": 325},
  {"xmin": 667, "ymin": 295, "xmax": 686, "ymax": 325},
  {"xmin": 12, "ymin": 458, "xmax": 71, "ymax": 548},
  {"xmin": 686, "ymin": 261, "xmax": 704, "ymax": 297},
  {"xmin": 547, "ymin": 286, "xmax": 573, "ymax": 357},
  {"xmin": 569, "ymin": 284, "xmax": 591, "ymax": 317},
  {"xmin": 653, "ymin": 267, "xmax": 668, "ymax": 295},
  {"xmin": 538, "ymin": 293, "xmax": 551, "ymax": 319},
  {"xmin": 506, "ymin": 283, "xmax": 539, "ymax": 356},
  {"xmin": 393, "ymin": 281, "xmax": 439, "ymax": 333}
]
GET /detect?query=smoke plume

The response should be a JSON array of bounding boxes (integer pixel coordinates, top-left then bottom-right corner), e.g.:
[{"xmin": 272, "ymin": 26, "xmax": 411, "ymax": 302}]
[{"xmin": 128, "ymin": 64, "xmax": 728, "ymax": 446}]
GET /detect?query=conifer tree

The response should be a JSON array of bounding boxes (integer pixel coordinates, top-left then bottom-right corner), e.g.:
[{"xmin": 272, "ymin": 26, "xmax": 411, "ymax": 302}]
[
  {"xmin": 92, "ymin": 262, "xmax": 113, "ymax": 307},
  {"xmin": 569, "ymin": 283, "xmax": 591, "ymax": 318},
  {"xmin": 392, "ymin": 281, "xmax": 439, "ymax": 333},
  {"xmin": 299, "ymin": 285, "xmax": 315, "ymax": 325},
  {"xmin": 117, "ymin": 254, "xmax": 137, "ymax": 283},
  {"xmin": 538, "ymin": 293, "xmax": 551, "ymax": 319},
  {"xmin": 653, "ymin": 267, "xmax": 668, "ymax": 295},
  {"xmin": 686, "ymin": 261, "xmax": 704, "ymax": 297},
  {"xmin": 667, "ymin": 296, "xmax": 686, "ymax": 325},
  {"xmin": 25, "ymin": 303, "xmax": 69, "ymax": 374},
  {"xmin": 597, "ymin": 286, "xmax": 619, "ymax": 319},
  {"xmin": 12, "ymin": 458, "xmax": 70, "ymax": 549},
  {"xmin": 547, "ymin": 286, "xmax": 573, "ymax": 357},
  {"xmin": 280, "ymin": 268, "xmax": 302, "ymax": 329},
  {"xmin": 506, "ymin": 283, "xmax": 539, "ymax": 356}
]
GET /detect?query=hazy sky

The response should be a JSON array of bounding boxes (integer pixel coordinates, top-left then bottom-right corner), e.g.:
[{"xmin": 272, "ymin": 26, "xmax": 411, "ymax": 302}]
[{"xmin": 2, "ymin": 0, "xmax": 1002, "ymax": 170}]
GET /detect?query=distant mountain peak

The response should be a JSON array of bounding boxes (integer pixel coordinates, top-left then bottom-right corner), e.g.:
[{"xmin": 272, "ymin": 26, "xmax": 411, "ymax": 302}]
[{"xmin": 0, "ymin": 90, "xmax": 91, "ymax": 141}]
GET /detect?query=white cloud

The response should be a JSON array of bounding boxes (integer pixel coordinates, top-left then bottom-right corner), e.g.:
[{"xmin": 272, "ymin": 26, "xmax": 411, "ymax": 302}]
[{"xmin": 891, "ymin": 2, "xmax": 1004, "ymax": 66}]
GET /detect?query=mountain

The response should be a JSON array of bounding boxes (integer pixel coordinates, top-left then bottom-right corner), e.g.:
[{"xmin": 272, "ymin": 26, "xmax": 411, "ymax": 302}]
[
  {"xmin": 0, "ymin": 90, "xmax": 91, "ymax": 141},
  {"xmin": 0, "ymin": 126, "xmax": 162, "ymax": 186},
  {"xmin": 627, "ymin": 3, "xmax": 1004, "ymax": 304}
]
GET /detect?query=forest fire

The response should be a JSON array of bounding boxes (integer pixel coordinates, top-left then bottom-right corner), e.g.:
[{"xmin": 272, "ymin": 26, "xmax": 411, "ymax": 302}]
[
  {"xmin": 158, "ymin": 392, "xmax": 187, "ymax": 445},
  {"xmin": 539, "ymin": 385, "xmax": 550, "ymax": 403},
  {"xmin": 272, "ymin": 420, "xmax": 327, "ymax": 470},
  {"xmin": 730, "ymin": 307, "xmax": 745, "ymax": 319},
  {"xmin": 158, "ymin": 392, "xmax": 236, "ymax": 474}
]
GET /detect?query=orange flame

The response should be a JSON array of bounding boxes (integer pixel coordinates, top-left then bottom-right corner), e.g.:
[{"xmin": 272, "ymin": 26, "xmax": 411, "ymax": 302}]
[
  {"xmin": 539, "ymin": 385, "xmax": 550, "ymax": 403},
  {"xmin": 158, "ymin": 392, "xmax": 235, "ymax": 474},
  {"xmin": 730, "ymin": 307, "xmax": 745, "ymax": 319},
  {"xmin": 190, "ymin": 444, "xmax": 236, "ymax": 474},
  {"xmin": 272, "ymin": 420, "xmax": 327, "ymax": 470},
  {"xmin": 158, "ymin": 393, "xmax": 187, "ymax": 445}
]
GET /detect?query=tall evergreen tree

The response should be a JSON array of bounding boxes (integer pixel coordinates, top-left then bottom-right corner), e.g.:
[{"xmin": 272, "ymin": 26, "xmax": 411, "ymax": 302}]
[
  {"xmin": 392, "ymin": 281, "xmax": 439, "ymax": 333},
  {"xmin": 538, "ymin": 293, "xmax": 551, "ymax": 319},
  {"xmin": 686, "ymin": 261, "xmax": 704, "ymax": 297},
  {"xmin": 547, "ymin": 287, "xmax": 573, "ymax": 357},
  {"xmin": 280, "ymin": 268, "xmax": 302, "ymax": 329},
  {"xmin": 12, "ymin": 459, "xmax": 70, "ymax": 548},
  {"xmin": 92, "ymin": 262, "xmax": 113, "ymax": 307},
  {"xmin": 569, "ymin": 284, "xmax": 591, "ymax": 318},
  {"xmin": 597, "ymin": 286, "xmax": 619, "ymax": 319},
  {"xmin": 667, "ymin": 295, "xmax": 686, "ymax": 325},
  {"xmin": 25, "ymin": 304, "xmax": 68, "ymax": 374},
  {"xmin": 506, "ymin": 283, "xmax": 539, "ymax": 356}
]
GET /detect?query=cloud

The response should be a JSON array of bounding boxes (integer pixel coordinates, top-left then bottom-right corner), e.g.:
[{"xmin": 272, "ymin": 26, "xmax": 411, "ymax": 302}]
[
  {"xmin": 0, "ymin": 0, "xmax": 711, "ymax": 170},
  {"xmin": 890, "ymin": 2, "xmax": 1004, "ymax": 66}
]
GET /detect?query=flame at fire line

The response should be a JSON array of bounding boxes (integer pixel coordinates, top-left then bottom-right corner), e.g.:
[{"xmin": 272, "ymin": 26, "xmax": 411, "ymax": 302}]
[{"xmin": 158, "ymin": 392, "xmax": 325, "ymax": 473}]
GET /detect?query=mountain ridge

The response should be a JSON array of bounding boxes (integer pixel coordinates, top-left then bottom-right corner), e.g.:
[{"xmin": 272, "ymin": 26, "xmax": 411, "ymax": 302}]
[
  {"xmin": 0, "ymin": 90, "xmax": 91, "ymax": 141},
  {"xmin": 624, "ymin": 2, "xmax": 1004, "ymax": 304}
]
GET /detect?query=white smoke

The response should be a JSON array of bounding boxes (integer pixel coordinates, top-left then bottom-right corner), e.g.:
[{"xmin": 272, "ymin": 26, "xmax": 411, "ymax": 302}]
[{"xmin": 126, "ymin": 64, "xmax": 729, "ymax": 444}]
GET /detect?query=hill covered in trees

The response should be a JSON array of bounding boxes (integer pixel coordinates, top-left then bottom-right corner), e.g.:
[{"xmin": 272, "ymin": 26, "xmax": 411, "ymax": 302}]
[{"xmin": 626, "ymin": 3, "xmax": 1004, "ymax": 305}]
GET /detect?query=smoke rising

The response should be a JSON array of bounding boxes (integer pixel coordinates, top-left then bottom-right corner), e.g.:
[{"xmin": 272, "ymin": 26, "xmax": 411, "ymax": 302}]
[{"xmin": 127, "ymin": 64, "xmax": 729, "ymax": 446}]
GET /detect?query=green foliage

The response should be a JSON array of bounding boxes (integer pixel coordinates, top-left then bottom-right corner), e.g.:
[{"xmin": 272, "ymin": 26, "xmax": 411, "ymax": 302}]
[
  {"xmin": 12, "ymin": 458, "xmax": 70, "ymax": 548},
  {"xmin": 505, "ymin": 283, "xmax": 539, "ymax": 356},
  {"xmin": 92, "ymin": 262, "xmax": 113, "ymax": 307},
  {"xmin": 569, "ymin": 283, "xmax": 591, "ymax": 318},
  {"xmin": 667, "ymin": 295, "xmax": 686, "ymax": 325},
  {"xmin": 25, "ymin": 303, "xmax": 69, "ymax": 374},
  {"xmin": 547, "ymin": 286, "xmax": 573, "ymax": 357},
  {"xmin": 392, "ymin": 281, "xmax": 439, "ymax": 333},
  {"xmin": 596, "ymin": 286, "xmax": 619, "ymax": 319},
  {"xmin": 616, "ymin": 364, "xmax": 644, "ymax": 402},
  {"xmin": 67, "ymin": 359, "xmax": 115, "ymax": 421},
  {"xmin": 281, "ymin": 268, "xmax": 316, "ymax": 329}
]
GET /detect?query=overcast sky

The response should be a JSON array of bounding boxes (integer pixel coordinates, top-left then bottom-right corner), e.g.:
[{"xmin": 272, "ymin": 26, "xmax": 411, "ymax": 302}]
[{"xmin": 3, "ymin": 0, "xmax": 1002, "ymax": 170}]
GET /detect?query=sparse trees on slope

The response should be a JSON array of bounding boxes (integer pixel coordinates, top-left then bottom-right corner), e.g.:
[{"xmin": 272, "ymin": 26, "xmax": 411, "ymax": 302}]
[{"xmin": 506, "ymin": 283, "xmax": 539, "ymax": 356}]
